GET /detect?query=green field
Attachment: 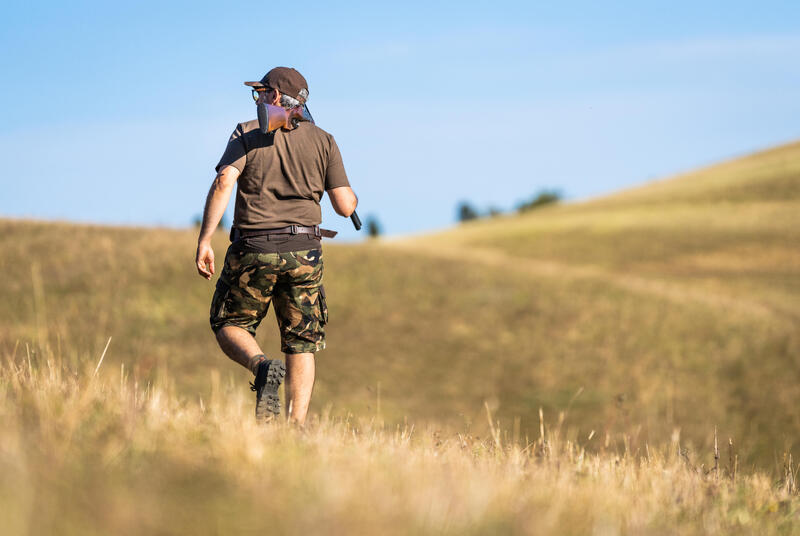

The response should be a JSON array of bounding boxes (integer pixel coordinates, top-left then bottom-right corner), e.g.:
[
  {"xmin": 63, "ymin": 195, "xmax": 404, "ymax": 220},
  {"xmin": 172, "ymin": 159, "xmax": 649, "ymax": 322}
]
[{"xmin": 1, "ymin": 141, "xmax": 799, "ymax": 533}]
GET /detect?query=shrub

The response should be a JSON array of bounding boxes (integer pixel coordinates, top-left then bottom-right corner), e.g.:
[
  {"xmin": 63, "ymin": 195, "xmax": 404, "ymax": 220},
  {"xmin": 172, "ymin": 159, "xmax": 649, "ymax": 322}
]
[{"xmin": 517, "ymin": 190, "xmax": 562, "ymax": 213}]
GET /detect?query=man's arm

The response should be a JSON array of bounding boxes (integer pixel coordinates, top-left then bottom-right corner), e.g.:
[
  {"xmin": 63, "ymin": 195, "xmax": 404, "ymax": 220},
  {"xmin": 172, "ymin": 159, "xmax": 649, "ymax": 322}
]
[
  {"xmin": 196, "ymin": 165, "xmax": 241, "ymax": 280},
  {"xmin": 327, "ymin": 186, "xmax": 357, "ymax": 218}
]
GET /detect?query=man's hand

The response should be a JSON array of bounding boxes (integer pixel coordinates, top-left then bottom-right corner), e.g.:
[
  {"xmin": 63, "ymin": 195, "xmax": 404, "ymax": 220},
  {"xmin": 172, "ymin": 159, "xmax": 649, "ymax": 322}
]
[{"xmin": 196, "ymin": 240, "xmax": 215, "ymax": 280}]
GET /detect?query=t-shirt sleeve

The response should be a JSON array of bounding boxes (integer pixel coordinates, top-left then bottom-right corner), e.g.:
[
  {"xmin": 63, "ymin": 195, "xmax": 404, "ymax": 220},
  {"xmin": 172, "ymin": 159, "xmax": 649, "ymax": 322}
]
[
  {"xmin": 324, "ymin": 136, "xmax": 350, "ymax": 190},
  {"xmin": 215, "ymin": 124, "xmax": 247, "ymax": 173}
]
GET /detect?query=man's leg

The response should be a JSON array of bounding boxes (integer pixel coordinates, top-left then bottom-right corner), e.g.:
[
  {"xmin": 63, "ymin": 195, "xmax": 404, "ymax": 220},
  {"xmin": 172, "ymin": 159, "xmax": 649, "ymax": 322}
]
[
  {"xmin": 216, "ymin": 325, "xmax": 267, "ymax": 375},
  {"xmin": 285, "ymin": 352, "xmax": 315, "ymax": 424}
]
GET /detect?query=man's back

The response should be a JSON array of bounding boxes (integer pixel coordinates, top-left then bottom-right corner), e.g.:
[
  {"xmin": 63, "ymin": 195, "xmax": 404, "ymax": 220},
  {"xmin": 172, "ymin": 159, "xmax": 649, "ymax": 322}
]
[
  {"xmin": 196, "ymin": 66, "xmax": 358, "ymax": 426},
  {"xmin": 217, "ymin": 120, "xmax": 349, "ymax": 230}
]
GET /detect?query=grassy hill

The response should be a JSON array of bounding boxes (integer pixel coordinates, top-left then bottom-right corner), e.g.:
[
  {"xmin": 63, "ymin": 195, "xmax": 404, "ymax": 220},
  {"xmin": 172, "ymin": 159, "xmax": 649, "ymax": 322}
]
[
  {"xmin": 1, "ymin": 142, "xmax": 798, "ymax": 471},
  {"xmin": 1, "ymin": 141, "xmax": 799, "ymax": 533},
  {"xmin": 390, "ymin": 140, "xmax": 800, "ymax": 454}
]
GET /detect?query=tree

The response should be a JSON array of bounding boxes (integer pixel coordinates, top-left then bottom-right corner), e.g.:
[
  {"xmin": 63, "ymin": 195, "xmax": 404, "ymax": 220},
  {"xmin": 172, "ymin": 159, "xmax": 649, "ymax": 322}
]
[
  {"xmin": 457, "ymin": 201, "xmax": 480, "ymax": 223},
  {"xmin": 365, "ymin": 215, "xmax": 382, "ymax": 238}
]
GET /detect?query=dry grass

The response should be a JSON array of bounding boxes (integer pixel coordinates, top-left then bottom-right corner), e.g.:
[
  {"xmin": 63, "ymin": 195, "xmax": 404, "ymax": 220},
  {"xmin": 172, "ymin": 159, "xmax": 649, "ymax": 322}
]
[{"xmin": 1, "ymin": 346, "xmax": 798, "ymax": 535}]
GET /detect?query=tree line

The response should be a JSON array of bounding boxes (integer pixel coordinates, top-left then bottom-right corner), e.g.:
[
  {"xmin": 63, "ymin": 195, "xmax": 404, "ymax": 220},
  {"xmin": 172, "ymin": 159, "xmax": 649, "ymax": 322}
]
[{"xmin": 457, "ymin": 189, "xmax": 562, "ymax": 223}]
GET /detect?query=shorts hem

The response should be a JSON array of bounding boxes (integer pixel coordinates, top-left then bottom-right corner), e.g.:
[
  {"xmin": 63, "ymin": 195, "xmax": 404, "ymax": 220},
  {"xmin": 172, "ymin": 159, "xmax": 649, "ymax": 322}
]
[
  {"xmin": 280, "ymin": 341, "xmax": 326, "ymax": 354},
  {"xmin": 211, "ymin": 322, "xmax": 257, "ymax": 337}
]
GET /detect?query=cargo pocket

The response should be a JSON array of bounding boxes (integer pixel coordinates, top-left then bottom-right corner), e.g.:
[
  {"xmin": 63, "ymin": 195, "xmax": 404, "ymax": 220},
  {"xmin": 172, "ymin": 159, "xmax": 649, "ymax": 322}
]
[{"xmin": 318, "ymin": 285, "xmax": 328, "ymax": 325}]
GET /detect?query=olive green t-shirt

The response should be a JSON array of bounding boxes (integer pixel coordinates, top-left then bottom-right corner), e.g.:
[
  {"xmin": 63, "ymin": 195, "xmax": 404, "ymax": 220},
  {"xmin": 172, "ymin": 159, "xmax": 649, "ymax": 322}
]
[{"xmin": 216, "ymin": 120, "xmax": 350, "ymax": 230}]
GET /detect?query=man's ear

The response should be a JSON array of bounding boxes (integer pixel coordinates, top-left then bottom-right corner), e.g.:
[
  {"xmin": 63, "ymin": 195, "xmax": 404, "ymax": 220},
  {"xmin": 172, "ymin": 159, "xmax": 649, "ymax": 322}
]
[{"xmin": 271, "ymin": 89, "xmax": 282, "ymax": 106}]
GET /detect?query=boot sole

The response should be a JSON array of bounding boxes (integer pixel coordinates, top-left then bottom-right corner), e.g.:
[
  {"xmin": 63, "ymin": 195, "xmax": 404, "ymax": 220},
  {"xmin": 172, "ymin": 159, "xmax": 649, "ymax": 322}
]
[{"xmin": 255, "ymin": 360, "xmax": 286, "ymax": 420}]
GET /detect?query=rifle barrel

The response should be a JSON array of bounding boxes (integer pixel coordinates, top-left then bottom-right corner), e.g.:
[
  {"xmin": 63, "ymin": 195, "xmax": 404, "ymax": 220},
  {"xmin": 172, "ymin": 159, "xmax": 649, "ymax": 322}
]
[{"xmin": 350, "ymin": 211, "xmax": 362, "ymax": 231}]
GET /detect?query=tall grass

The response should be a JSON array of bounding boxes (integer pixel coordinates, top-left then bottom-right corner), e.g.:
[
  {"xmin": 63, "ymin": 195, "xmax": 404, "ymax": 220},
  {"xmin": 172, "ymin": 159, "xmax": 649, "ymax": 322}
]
[{"xmin": 1, "ymin": 344, "xmax": 799, "ymax": 535}]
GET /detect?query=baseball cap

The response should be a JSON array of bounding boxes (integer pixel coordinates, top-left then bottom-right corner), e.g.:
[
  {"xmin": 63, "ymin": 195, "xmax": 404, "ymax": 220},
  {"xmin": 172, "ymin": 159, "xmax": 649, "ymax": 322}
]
[{"xmin": 244, "ymin": 67, "xmax": 309, "ymax": 104}]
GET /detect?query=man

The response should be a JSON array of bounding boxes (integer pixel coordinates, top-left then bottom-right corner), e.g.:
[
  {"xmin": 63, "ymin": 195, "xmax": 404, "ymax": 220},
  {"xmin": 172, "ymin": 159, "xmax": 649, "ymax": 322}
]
[{"xmin": 195, "ymin": 67, "xmax": 357, "ymax": 425}]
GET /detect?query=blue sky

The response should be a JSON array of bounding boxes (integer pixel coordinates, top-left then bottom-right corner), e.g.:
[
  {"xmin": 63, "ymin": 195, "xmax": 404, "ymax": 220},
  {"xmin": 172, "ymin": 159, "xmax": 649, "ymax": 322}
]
[{"xmin": 1, "ymin": 1, "xmax": 798, "ymax": 239}]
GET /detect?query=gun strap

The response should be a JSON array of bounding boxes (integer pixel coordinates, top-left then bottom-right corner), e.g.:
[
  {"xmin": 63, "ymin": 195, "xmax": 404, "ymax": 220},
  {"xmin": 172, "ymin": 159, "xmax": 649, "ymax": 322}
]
[{"xmin": 319, "ymin": 228, "xmax": 338, "ymax": 238}]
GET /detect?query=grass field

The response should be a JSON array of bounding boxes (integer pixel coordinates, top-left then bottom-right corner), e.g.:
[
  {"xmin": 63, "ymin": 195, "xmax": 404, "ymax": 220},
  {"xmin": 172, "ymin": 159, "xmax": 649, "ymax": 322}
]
[
  {"xmin": 1, "ymin": 141, "xmax": 799, "ymax": 533},
  {"xmin": 2, "ymin": 354, "xmax": 798, "ymax": 535}
]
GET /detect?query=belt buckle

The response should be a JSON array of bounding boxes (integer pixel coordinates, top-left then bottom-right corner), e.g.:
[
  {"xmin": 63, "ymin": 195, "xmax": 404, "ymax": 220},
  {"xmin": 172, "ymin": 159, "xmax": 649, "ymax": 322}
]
[{"xmin": 290, "ymin": 225, "xmax": 298, "ymax": 235}]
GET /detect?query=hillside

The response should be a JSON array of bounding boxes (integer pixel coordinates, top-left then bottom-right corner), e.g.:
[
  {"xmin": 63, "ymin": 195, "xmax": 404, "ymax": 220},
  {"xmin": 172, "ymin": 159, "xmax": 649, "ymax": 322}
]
[{"xmin": 1, "ymin": 141, "xmax": 799, "ymax": 473}]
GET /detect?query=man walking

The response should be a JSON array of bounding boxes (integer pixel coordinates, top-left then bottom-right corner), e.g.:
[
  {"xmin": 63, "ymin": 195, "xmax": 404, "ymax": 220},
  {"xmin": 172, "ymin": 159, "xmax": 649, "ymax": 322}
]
[{"xmin": 195, "ymin": 67, "xmax": 357, "ymax": 425}]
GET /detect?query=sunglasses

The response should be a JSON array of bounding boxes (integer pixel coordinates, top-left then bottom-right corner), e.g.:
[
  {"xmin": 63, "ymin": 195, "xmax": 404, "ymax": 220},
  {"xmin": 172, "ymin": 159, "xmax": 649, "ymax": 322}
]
[{"xmin": 251, "ymin": 87, "xmax": 273, "ymax": 101}]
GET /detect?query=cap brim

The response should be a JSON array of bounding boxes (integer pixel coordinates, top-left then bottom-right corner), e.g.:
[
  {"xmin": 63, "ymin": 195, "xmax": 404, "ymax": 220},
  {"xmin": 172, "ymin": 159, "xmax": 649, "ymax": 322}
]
[{"xmin": 244, "ymin": 81, "xmax": 265, "ymax": 87}]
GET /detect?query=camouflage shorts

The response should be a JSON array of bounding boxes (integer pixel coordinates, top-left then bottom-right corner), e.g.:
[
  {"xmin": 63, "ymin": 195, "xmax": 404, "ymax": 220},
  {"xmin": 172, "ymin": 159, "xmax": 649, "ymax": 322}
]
[{"xmin": 209, "ymin": 247, "xmax": 327, "ymax": 354}]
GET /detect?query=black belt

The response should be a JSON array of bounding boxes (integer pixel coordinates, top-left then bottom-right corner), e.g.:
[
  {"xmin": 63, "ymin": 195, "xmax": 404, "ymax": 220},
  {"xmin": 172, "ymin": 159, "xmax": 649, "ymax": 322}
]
[{"xmin": 230, "ymin": 225, "xmax": 338, "ymax": 242}]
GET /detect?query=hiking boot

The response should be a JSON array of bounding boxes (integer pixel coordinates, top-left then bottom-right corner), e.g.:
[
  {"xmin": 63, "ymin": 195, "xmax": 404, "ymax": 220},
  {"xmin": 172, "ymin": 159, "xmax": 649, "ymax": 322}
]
[{"xmin": 250, "ymin": 359, "xmax": 286, "ymax": 420}]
